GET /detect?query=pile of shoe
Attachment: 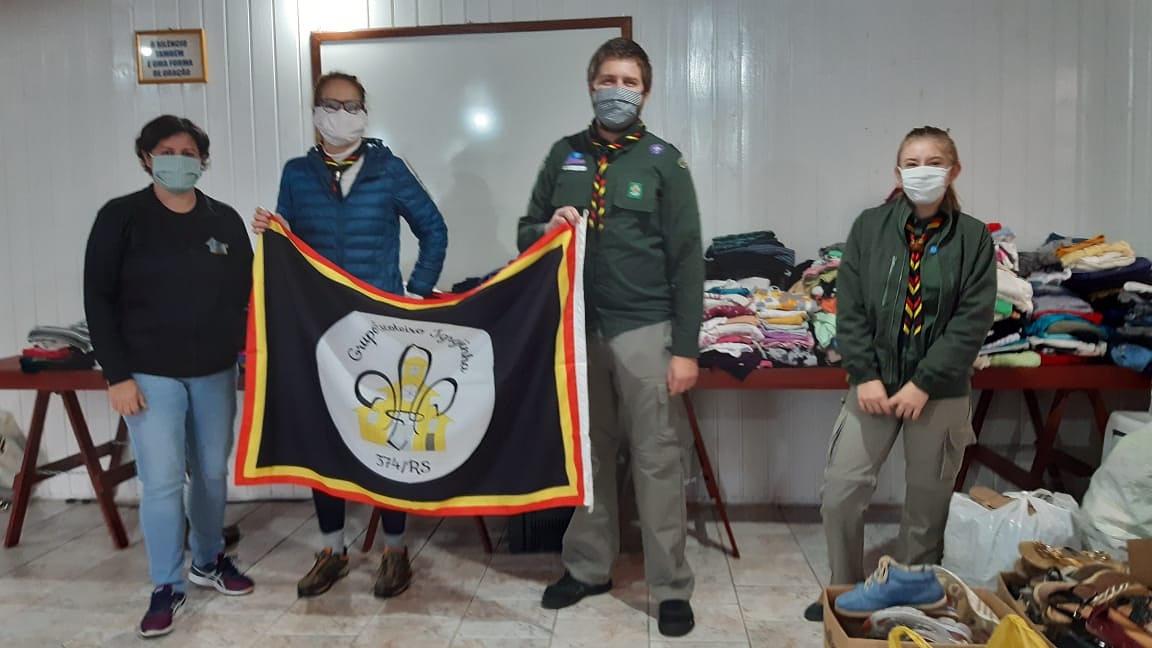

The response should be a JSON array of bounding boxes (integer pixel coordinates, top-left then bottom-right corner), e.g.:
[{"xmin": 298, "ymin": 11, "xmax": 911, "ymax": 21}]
[
  {"xmin": 1007, "ymin": 541, "xmax": 1152, "ymax": 647},
  {"xmin": 832, "ymin": 556, "xmax": 1002, "ymax": 643}
]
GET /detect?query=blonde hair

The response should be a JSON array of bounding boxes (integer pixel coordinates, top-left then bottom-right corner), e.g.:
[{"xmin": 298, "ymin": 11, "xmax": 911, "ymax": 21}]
[{"xmin": 896, "ymin": 126, "xmax": 960, "ymax": 213}]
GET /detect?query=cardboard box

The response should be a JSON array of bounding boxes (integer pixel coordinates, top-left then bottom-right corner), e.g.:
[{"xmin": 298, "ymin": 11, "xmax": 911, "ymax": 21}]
[
  {"xmin": 996, "ymin": 571, "xmax": 1030, "ymax": 618},
  {"xmin": 990, "ymin": 541, "xmax": 1152, "ymax": 644},
  {"xmin": 1128, "ymin": 538, "xmax": 1152, "ymax": 585},
  {"xmin": 823, "ymin": 585, "xmax": 1054, "ymax": 647}
]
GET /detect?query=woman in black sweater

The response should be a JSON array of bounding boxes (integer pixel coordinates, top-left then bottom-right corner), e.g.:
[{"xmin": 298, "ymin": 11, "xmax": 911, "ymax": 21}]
[{"xmin": 83, "ymin": 115, "xmax": 255, "ymax": 638}]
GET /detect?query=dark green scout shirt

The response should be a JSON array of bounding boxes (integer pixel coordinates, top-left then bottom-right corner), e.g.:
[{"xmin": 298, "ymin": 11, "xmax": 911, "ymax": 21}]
[{"xmin": 517, "ymin": 128, "xmax": 705, "ymax": 358}]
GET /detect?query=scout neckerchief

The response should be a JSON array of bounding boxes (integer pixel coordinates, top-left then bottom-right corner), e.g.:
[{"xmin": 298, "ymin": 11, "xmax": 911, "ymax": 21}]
[
  {"xmin": 902, "ymin": 214, "xmax": 946, "ymax": 338},
  {"xmin": 588, "ymin": 122, "xmax": 646, "ymax": 230},
  {"xmin": 319, "ymin": 142, "xmax": 364, "ymax": 197}
]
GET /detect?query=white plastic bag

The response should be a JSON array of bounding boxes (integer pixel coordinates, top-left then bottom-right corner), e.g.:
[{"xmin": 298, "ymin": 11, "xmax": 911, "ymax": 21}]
[
  {"xmin": 1076, "ymin": 421, "xmax": 1152, "ymax": 562},
  {"xmin": 941, "ymin": 489, "xmax": 1079, "ymax": 589},
  {"xmin": 0, "ymin": 410, "xmax": 28, "ymax": 496}
]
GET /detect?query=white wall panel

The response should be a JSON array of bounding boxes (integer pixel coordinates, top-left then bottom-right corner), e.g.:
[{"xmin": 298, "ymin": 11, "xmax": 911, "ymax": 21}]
[{"xmin": 1, "ymin": 0, "xmax": 1149, "ymax": 504}]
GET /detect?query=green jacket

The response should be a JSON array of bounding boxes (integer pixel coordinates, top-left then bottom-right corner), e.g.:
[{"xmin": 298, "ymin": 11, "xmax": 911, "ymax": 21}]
[
  {"xmin": 838, "ymin": 199, "xmax": 996, "ymax": 398},
  {"xmin": 517, "ymin": 128, "xmax": 704, "ymax": 358}
]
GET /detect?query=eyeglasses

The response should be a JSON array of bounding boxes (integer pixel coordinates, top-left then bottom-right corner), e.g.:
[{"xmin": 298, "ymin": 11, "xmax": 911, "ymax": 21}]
[
  {"xmin": 148, "ymin": 150, "xmax": 201, "ymax": 159},
  {"xmin": 317, "ymin": 98, "xmax": 366, "ymax": 114}
]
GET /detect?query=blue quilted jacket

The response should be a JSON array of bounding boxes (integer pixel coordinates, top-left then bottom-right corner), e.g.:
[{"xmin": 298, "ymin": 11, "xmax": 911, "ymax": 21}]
[{"xmin": 275, "ymin": 139, "xmax": 447, "ymax": 295}]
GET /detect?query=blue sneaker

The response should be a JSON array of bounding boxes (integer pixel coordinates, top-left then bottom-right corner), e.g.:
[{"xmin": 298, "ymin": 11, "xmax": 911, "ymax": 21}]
[{"xmin": 834, "ymin": 556, "xmax": 946, "ymax": 618}]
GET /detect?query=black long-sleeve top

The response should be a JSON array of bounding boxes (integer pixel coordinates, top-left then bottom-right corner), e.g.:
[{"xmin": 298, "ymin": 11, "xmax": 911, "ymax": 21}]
[{"xmin": 83, "ymin": 187, "xmax": 254, "ymax": 384}]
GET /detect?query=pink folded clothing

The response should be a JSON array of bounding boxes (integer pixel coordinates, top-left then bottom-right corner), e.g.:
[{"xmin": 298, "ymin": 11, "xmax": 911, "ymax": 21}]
[{"xmin": 704, "ymin": 304, "xmax": 755, "ymax": 319}]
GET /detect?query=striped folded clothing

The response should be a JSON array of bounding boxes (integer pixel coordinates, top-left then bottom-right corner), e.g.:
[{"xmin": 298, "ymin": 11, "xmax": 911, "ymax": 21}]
[
  {"xmin": 26, "ymin": 321, "xmax": 92, "ymax": 354},
  {"xmin": 979, "ymin": 334, "xmax": 1027, "ymax": 355},
  {"xmin": 1029, "ymin": 336, "xmax": 1107, "ymax": 357}
]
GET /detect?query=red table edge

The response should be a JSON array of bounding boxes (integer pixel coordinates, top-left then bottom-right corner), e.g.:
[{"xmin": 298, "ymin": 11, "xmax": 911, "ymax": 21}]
[{"xmin": 691, "ymin": 365, "xmax": 1151, "ymax": 392}]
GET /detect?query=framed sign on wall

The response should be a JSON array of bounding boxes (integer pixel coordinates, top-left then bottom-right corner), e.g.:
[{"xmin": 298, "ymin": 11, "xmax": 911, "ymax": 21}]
[{"xmin": 135, "ymin": 29, "xmax": 207, "ymax": 84}]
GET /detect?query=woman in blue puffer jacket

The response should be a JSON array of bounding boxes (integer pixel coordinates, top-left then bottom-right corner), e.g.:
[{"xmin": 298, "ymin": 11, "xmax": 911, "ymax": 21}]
[{"xmin": 252, "ymin": 71, "xmax": 447, "ymax": 601}]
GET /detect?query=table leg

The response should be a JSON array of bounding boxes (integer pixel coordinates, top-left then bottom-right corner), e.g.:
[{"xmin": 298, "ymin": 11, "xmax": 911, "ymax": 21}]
[
  {"xmin": 60, "ymin": 391, "xmax": 129, "ymax": 549},
  {"xmin": 101, "ymin": 418, "xmax": 137, "ymax": 491},
  {"xmin": 681, "ymin": 393, "xmax": 740, "ymax": 558},
  {"xmin": 964, "ymin": 388, "xmax": 1108, "ymax": 490},
  {"xmin": 3, "ymin": 391, "xmax": 49, "ymax": 547},
  {"xmin": 1028, "ymin": 389, "xmax": 1071, "ymax": 490},
  {"xmin": 954, "ymin": 390, "xmax": 995, "ymax": 491},
  {"xmin": 1087, "ymin": 389, "xmax": 1110, "ymax": 446},
  {"xmin": 1023, "ymin": 391, "xmax": 1044, "ymax": 438},
  {"xmin": 474, "ymin": 516, "xmax": 493, "ymax": 554},
  {"xmin": 362, "ymin": 508, "xmax": 381, "ymax": 552}
]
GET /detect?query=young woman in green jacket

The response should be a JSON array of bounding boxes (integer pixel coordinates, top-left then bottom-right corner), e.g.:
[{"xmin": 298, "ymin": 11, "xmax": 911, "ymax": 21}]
[{"xmin": 808, "ymin": 126, "xmax": 996, "ymax": 620}]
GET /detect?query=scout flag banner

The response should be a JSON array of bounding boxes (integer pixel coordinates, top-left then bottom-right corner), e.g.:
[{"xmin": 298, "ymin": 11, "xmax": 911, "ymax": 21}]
[{"xmin": 236, "ymin": 218, "xmax": 590, "ymax": 515}]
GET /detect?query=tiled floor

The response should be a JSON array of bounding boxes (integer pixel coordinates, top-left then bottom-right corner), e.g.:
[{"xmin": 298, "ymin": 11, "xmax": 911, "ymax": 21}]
[{"xmin": 0, "ymin": 500, "xmax": 904, "ymax": 647}]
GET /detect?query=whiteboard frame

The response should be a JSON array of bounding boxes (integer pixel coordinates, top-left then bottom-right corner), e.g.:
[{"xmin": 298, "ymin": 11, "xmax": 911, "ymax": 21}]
[{"xmin": 309, "ymin": 18, "xmax": 632, "ymax": 84}]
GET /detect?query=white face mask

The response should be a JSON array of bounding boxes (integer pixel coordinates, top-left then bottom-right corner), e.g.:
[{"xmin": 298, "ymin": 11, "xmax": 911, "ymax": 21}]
[
  {"xmin": 899, "ymin": 166, "xmax": 951, "ymax": 205},
  {"xmin": 312, "ymin": 107, "xmax": 367, "ymax": 149}
]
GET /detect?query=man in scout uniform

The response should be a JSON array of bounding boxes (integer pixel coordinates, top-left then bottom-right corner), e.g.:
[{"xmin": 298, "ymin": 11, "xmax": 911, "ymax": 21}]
[{"xmin": 516, "ymin": 37, "xmax": 704, "ymax": 638}]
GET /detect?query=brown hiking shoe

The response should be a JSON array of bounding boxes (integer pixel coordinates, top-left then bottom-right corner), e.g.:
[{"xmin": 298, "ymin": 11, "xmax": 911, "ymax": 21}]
[
  {"xmin": 297, "ymin": 547, "xmax": 350, "ymax": 598},
  {"xmin": 373, "ymin": 547, "xmax": 412, "ymax": 598}
]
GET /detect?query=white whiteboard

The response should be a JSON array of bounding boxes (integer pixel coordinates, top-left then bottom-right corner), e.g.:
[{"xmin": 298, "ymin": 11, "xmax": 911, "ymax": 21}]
[{"xmin": 316, "ymin": 20, "xmax": 628, "ymax": 290}]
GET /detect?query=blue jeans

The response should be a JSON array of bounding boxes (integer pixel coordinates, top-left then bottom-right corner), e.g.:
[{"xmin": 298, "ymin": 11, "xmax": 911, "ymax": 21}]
[{"xmin": 125, "ymin": 368, "xmax": 237, "ymax": 590}]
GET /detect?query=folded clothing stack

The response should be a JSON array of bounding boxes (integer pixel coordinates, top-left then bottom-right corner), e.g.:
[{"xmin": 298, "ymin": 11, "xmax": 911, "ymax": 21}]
[
  {"xmin": 789, "ymin": 242, "xmax": 843, "ymax": 366},
  {"xmin": 742, "ymin": 277, "xmax": 819, "ymax": 368},
  {"xmin": 1026, "ymin": 311, "xmax": 1108, "ymax": 359},
  {"xmin": 1055, "ymin": 234, "xmax": 1137, "ymax": 272},
  {"xmin": 1110, "ymin": 281, "xmax": 1152, "ymax": 373},
  {"xmin": 698, "ymin": 277, "xmax": 820, "ymax": 377},
  {"xmin": 791, "ymin": 242, "xmax": 843, "ymax": 299},
  {"xmin": 704, "ymin": 230, "xmax": 797, "ymax": 288},
  {"xmin": 20, "ymin": 321, "xmax": 96, "ymax": 373},
  {"xmin": 1062, "ymin": 256, "xmax": 1152, "ymax": 323},
  {"xmin": 988, "ymin": 223, "xmax": 1020, "ymax": 274},
  {"xmin": 980, "ymin": 267, "xmax": 1033, "ymax": 360}
]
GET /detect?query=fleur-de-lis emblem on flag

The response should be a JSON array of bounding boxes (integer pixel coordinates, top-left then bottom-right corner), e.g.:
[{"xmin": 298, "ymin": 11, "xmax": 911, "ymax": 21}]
[{"xmin": 354, "ymin": 345, "xmax": 458, "ymax": 452}]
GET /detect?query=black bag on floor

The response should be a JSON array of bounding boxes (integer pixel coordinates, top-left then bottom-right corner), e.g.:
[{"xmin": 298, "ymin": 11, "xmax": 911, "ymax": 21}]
[{"xmin": 507, "ymin": 507, "xmax": 573, "ymax": 553}]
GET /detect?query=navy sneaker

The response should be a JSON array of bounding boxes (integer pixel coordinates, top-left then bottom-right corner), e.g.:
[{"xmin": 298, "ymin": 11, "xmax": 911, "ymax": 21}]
[
  {"xmin": 138, "ymin": 585, "xmax": 186, "ymax": 638},
  {"xmin": 834, "ymin": 556, "xmax": 946, "ymax": 618},
  {"xmin": 189, "ymin": 553, "xmax": 255, "ymax": 595}
]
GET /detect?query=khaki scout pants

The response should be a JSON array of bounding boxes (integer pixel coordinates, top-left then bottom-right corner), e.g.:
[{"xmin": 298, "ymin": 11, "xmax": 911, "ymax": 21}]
[
  {"xmin": 820, "ymin": 386, "xmax": 975, "ymax": 585},
  {"xmin": 562, "ymin": 321, "xmax": 695, "ymax": 602}
]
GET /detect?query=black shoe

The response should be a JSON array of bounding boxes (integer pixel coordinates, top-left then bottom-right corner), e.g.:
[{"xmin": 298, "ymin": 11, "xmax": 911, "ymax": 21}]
[
  {"xmin": 804, "ymin": 601, "xmax": 824, "ymax": 622},
  {"xmin": 223, "ymin": 524, "xmax": 241, "ymax": 552},
  {"xmin": 658, "ymin": 599, "xmax": 695, "ymax": 637},
  {"xmin": 541, "ymin": 572, "xmax": 612, "ymax": 609}
]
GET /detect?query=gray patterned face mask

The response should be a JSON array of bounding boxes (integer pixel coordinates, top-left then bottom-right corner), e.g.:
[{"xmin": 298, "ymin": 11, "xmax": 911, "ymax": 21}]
[{"xmin": 592, "ymin": 87, "xmax": 643, "ymax": 131}]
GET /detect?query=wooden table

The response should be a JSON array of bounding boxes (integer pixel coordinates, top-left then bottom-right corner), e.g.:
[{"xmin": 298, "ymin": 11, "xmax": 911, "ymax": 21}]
[
  {"xmin": 685, "ymin": 365, "xmax": 1152, "ymax": 559},
  {"xmin": 0, "ymin": 356, "xmax": 135, "ymax": 548},
  {"xmin": 0, "ymin": 357, "xmax": 495, "ymax": 553}
]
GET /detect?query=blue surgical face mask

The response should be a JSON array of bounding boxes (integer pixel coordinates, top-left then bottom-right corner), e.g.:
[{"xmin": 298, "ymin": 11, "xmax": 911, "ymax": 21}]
[{"xmin": 150, "ymin": 154, "xmax": 203, "ymax": 194}]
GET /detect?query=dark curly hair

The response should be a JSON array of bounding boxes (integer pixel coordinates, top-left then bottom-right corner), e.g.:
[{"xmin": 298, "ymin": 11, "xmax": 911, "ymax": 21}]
[{"xmin": 134, "ymin": 115, "xmax": 210, "ymax": 174}]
